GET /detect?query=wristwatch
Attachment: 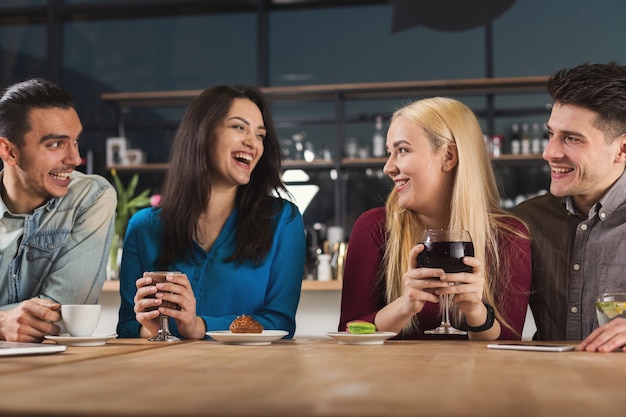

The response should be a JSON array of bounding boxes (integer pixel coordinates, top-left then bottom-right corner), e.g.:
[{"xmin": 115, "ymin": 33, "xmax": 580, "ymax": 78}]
[{"xmin": 464, "ymin": 303, "xmax": 495, "ymax": 332}]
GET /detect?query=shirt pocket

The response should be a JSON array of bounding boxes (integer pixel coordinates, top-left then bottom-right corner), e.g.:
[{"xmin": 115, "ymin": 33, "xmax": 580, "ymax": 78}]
[
  {"xmin": 25, "ymin": 230, "xmax": 72, "ymax": 278},
  {"xmin": 598, "ymin": 263, "xmax": 626, "ymax": 294}
]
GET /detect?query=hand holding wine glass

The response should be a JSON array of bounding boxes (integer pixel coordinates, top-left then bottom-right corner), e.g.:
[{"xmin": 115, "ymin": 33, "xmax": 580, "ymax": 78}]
[
  {"xmin": 143, "ymin": 271, "xmax": 182, "ymax": 342},
  {"xmin": 417, "ymin": 229, "xmax": 474, "ymax": 335}
]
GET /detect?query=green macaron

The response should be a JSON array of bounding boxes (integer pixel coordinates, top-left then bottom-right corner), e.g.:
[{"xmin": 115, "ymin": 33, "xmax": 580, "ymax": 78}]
[{"xmin": 346, "ymin": 320, "xmax": 376, "ymax": 334}]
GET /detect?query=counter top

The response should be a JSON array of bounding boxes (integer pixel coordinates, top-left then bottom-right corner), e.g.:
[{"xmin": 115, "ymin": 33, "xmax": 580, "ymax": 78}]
[{"xmin": 1, "ymin": 338, "xmax": 624, "ymax": 416}]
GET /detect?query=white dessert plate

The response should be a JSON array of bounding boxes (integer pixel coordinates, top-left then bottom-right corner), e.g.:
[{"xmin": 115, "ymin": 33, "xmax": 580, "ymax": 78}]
[
  {"xmin": 326, "ymin": 331, "xmax": 397, "ymax": 345},
  {"xmin": 206, "ymin": 330, "xmax": 288, "ymax": 345},
  {"xmin": 44, "ymin": 333, "xmax": 118, "ymax": 347}
]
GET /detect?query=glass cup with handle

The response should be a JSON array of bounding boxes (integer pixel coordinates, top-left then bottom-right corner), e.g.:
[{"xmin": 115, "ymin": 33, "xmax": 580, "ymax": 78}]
[
  {"xmin": 418, "ymin": 229, "xmax": 474, "ymax": 335},
  {"xmin": 144, "ymin": 271, "xmax": 181, "ymax": 342}
]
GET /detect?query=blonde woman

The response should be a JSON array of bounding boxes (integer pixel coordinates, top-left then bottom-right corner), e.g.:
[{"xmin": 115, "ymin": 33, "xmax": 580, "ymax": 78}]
[{"xmin": 339, "ymin": 97, "xmax": 531, "ymax": 340}]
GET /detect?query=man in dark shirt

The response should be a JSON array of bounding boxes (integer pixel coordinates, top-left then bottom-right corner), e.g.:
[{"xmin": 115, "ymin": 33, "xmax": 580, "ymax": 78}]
[{"xmin": 513, "ymin": 62, "xmax": 626, "ymax": 352}]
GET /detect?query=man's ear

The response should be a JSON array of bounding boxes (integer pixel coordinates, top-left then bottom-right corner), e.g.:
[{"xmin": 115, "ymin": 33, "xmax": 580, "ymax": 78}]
[
  {"xmin": 441, "ymin": 143, "xmax": 459, "ymax": 172},
  {"xmin": 615, "ymin": 134, "xmax": 626, "ymax": 164},
  {"xmin": 0, "ymin": 137, "xmax": 17, "ymax": 166}
]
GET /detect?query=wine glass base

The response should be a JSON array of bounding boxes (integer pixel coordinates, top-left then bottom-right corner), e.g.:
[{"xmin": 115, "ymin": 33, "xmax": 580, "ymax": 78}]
[
  {"xmin": 424, "ymin": 325, "xmax": 467, "ymax": 336},
  {"xmin": 148, "ymin": 313, "xmax": 180, "ymax": 342},
  {"xmin": 148, "ymin": 333, "xmax": 180, "ymax": 342}
]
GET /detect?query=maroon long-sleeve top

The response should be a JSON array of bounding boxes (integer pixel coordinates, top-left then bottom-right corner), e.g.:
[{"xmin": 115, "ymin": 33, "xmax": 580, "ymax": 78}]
[{"xmin": 338, "ymin": 207, "xmax": 531, "ymax": 340}]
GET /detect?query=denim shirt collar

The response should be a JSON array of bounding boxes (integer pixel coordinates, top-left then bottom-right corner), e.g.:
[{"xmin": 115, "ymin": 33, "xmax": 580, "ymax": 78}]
[{"xmin": 0, "ymin": 170, "xmax": 59, "ymax": 218}]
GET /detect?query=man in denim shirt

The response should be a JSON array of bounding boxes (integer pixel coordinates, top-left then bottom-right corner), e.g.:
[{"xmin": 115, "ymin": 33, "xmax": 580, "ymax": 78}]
[{"xmin": 0, "ymin": 78, "xmax": 116, "ymax": 342}]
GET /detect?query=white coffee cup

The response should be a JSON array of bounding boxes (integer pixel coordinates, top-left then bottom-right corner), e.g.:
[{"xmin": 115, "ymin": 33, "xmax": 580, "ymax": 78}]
[{"xmin": 61, "ymin": 304, "xmax": 101, "ymax": 337}]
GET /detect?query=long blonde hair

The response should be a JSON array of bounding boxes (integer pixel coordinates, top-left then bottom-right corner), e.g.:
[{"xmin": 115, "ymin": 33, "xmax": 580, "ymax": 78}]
[{"xmin": 382, "ymin": 97, "xmax": 527, "ymax": 334}]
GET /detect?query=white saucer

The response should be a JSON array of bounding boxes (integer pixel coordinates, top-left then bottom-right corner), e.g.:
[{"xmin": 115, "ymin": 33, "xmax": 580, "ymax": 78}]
[
  {"xmin": 326, "ymin": 331, "xmax": 397, "ymax": 345},
  {"xmin": 44, "ymin": 333, "xmax": 118, "ymax": 347},
  {"xmin": 206, "ymin": 330, "xmax": 288, "ymax": 345}
]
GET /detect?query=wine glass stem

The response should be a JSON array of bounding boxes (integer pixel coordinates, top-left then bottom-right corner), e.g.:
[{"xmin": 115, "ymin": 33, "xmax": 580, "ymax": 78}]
[
  {"xmin": 160, "ymin": 315, "xmax": 170, "ymax": 334},
  {"xmin": 443, "ymin": 294, "xmax": 451, "ymax": 326}
]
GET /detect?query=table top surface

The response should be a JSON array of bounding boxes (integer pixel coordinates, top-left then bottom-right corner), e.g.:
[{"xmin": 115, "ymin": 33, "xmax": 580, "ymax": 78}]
[{"xmin": 1, "ymin": 337, "xmax": 625, "ymax": 417}]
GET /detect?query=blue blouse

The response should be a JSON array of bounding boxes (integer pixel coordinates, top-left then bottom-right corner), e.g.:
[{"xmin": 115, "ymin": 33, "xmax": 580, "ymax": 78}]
[{"xmin": 116, "ymin": 199, "xmax": 306, "ymax": 338}]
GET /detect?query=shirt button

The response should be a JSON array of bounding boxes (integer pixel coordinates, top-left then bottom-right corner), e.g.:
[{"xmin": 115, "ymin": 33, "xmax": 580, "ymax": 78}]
[
  {"xmin": 580, "ymin": 224, "xmax": 587, "ymax": 231},
  {"xmin": 600, "ymin": 212, "xmax": 607, "ymax": 220},
  {"xmin": 571, "ymin": 306, "xmax": 578, "ymax": 313},
  {"xmin": 573, "ymin": 264, "xmax": 580, "ymax": 271}
]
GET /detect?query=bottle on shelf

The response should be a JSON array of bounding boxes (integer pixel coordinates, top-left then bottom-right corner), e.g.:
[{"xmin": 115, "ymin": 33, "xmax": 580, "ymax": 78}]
[
  {"xmin": 542, "ymin": 123, "xmax": 550, "ymax": 152},
  {"xmin": 531, "ymin": 123, "xmax": 542, "ymax": 154},
  {"xmin": 372, "ymin": 115, "xmax": 385, "ymax": 158},
  {"xmin": 305, "ymin": 223, "xmax": 325, "ymax": 280},
  {"xmin": 510, "ymin": 123, "xmax": 520, "ymax": 155},
  {"xmin": 490, "ymin": 134, "xmax": 503, "ymax": 157},
  {"xmin": 317, "ymin": 254, "xmax": 332, "ymax": 282},
  {"xmin": 521, "ymin": 123, "xmax": 531, "ymax": 155}
]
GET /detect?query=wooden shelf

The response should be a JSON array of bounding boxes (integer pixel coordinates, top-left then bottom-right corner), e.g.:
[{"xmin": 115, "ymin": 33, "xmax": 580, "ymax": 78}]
[
  {"xmin": 301, "ymin": 280, "xmax": 342, "ymax": 291},
  {"xmin": 282, "ymin": 159, "xmax": 336, "ymax": 169},
  {"xmin": 493, "ymin": 154, "xmax": 543, "ymax": 161},
  {"xmin": 101, "ymin": 76, "xmax": 550, "ymax": 107},
  {"xmin": 491, "ymin": 154, "xmax": 546, "ymax": 167},
  {"xmin": 102, "ymin": 278, "xmax": 341, "ymax": 293},
  {"xmin": 107, "ymin": 163, "xmax": 170, "ymax": 172},
  {"xmin": 106, "ymin": 155, "xmax": 544, "ymax": 173}
]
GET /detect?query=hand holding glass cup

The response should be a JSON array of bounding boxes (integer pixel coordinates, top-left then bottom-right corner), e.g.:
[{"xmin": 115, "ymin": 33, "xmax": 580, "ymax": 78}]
[
  {"xmin": 143, "ymin": 271, "xmax": 181, "ymax": 342},
  {"xmin": 417, "ymin": 229, "xmax": 474, "ymax": 335}
]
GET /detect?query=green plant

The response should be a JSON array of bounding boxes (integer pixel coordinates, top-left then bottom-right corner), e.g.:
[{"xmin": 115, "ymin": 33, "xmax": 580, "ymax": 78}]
[{"xmin": 111, "ymin": 169, "xmax": 152, "ymax": 238}]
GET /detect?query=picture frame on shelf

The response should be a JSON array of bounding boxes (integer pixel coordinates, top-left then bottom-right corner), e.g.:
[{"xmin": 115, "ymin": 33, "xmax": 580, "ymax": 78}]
[
  {"xmin": 125, "ymin": 149, "xmax": 145, "ymax": 165},
  {"xmin": 106, "ymin": 137, "xmax": 128, "ymax": 166}
]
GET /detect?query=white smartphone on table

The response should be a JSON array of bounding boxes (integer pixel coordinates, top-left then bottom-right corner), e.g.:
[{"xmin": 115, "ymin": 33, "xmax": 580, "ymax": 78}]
[{"xmin": 487, "ymin": 343, "xmax": 576, "ymax": 352}]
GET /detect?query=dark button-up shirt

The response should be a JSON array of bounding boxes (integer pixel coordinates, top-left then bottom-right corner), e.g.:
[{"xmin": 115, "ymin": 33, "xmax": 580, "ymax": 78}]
[{"xmin": 513, "ymin": 170, "xmax": 626, "ymax": 340}]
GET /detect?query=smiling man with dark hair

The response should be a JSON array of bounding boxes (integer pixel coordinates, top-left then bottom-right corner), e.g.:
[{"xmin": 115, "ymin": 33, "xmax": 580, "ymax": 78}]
[
  {"xmin": 513, "ymin": 62, "xmax": 626, "ymax": 352},
  {"xmin": 0, "ymin": 78, "xmax": 116, "ymax": 342}
]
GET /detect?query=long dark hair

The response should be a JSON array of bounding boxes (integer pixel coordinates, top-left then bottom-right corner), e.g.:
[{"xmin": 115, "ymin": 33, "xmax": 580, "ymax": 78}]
[{"xmin": 156, "ymin": 84, "xmax": 291, "ymax": 268}]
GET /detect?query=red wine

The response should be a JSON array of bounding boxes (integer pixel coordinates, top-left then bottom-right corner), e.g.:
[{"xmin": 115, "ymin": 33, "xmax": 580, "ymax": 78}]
[
  {"xmin": 418, "ymin": 241, "xmax": 474, "ymax": 273},
  {"xmin": 144, "ymin": 272, "xmax": 178, "ymax": 311}
]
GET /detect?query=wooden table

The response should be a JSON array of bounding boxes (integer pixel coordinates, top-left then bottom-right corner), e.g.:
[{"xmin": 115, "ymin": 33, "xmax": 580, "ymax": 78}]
[{"xmin": 1, "ymin": 338, "xmax": 625, "ymax": 417}]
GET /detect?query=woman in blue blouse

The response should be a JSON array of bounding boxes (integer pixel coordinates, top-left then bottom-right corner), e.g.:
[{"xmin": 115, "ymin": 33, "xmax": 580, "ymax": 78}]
[{"xmin": 117, "ymin": 85, "xmax": 306, "ymax": 339}]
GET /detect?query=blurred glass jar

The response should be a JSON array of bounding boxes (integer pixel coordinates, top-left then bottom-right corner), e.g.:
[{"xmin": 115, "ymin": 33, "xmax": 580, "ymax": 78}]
[
  {"xmin": 345, "ymin": 137, "xmax": 358, "ymax": 159},
  {"xmin": 304, "ymin": 142, "xmax": 315, "ymax": 162},
  {"xmin": 596, "ymin": 293, "xmax": 626, "ymax": 326},
  {"xmin": 292, "ymin": 132, "xmax": 305, "ymax": 160},
  {"xmin": 280, "ymin": 138, "xmax": 293, "ymax": 160}
]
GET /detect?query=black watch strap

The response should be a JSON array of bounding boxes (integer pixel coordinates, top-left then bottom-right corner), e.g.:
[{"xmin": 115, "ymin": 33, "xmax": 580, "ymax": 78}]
[{"xmin": 465, "ymin": 303, "xmax": 495, "ymax": 332}]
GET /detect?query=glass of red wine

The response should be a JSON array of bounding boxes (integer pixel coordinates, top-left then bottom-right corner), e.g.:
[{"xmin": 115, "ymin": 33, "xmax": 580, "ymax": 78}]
[
  {"xmin": 418, "ymin": 229, "xmax": 474, "ymax": 335},
  {"xmin": 144, "ymin": 271, "xmax": 181, "ymax": 342}
]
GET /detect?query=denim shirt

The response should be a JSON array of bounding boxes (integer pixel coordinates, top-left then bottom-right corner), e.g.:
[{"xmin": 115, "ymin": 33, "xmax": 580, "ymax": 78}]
[{"xmin": 0, "ymin": 170, "xmax": 116, "ymax": 310}]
